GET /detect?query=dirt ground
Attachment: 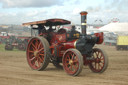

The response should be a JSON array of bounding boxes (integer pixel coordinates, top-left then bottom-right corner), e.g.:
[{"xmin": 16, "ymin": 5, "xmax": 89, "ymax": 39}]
[{"xmin": 0, "ymin": 45, "xmax": 128, "ymax": 85}]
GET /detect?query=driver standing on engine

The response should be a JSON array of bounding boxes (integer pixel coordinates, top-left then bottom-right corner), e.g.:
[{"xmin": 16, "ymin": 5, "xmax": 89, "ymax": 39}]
[{"xmin": 54, "ymin": 25, "xmax": 60, "ymax": 32}]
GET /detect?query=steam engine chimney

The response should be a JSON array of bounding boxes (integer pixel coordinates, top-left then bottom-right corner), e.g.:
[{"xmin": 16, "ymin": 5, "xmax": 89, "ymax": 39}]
[{"xmin": 80, "ymin": 11, "xmax": 88, "ymax": 35}]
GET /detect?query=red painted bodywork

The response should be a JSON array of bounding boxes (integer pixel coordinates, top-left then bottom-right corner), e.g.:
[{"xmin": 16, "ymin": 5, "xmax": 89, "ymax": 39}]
[
  {"xmin": 94, "ymin": 32, "xmax": 104, "ymax": 44},
  {"xmin": 37, "ymin": 31, "xmax": 104, "ymax": 62},
  {"xmin": 47, "ymin": 32, "xmax": 77, "ymax": 57}
]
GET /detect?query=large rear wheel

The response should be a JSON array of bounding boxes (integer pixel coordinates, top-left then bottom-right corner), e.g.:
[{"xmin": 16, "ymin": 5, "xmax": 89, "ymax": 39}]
[
  {"xmin": 89, "ymin": 48, "xmax": 108, "ymax": 73},
  {"xmin": 62, "ymin": 49, "xmax": 83, "ymax": 76},
  {"xmin": 26, "ymin": 37, "xmax": 50, "ymax": 70}
]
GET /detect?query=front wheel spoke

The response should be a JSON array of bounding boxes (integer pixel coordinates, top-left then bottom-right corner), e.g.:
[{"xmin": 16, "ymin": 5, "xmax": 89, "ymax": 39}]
[
  {"xmin": 100, "ymin": 57, "xmax": 104, "ymax": 60},
  {"xmin": 95, "ymin": 63, "xmax": 97, "ymax": 69},
  {"xmin": 66, "ymin": 58, "xmax": 70, "ymax": 61},
  {"xmin": 66, "ymin": 56, "xmax": 70, "ymax": 61},
  {"xmin": 98, "ymin": 63, "xmax": 102, "ymax": 69},
  {"xmin": 66, "ymin": 62, "xmax": 70, "ymax": 67},
  {"xmin": 39, "ymin": 51, "xmax": 44, "ymax": 54},
  {"xmin": 96, "ymin": 63, "xmax": 99, "ymax": 70},
  {"xmin": 93, "ymin": 53, "xmax": 97, "ymax": 58},
  {"xmin": 38, "ymin": 48, "xmax": 44, "ymax": 52},
  {"xmin": 69, "ymin": 65, "xmax": 73, "ymax": 71},
  {"xmin": 73, "ymin": 64, "xmax": 78, "ymax": 70},
  {"xmin": 71, "ymin": 54, "xmax": 75, "ymax": 59},
  {"xmin": 94, "ymin": 63, "xmax": 97, "ymax": 69},
  {"xmin": 94, "ymin": 52, "xmax": 97, "ymax": 57},
  {"xmin": 67, "ymin": 55, "xmax": 70, "ymax": 60},
  {"xmin": 39, "ymin": 53, "xmax": 44, "ymax": 56},
  {"xmin": 73, "ymin": 59, "xmax": 78, "ymax": 63},
  {"xmin": 99, "ymin": 54, "xmax": 102, "ymax": 58},
  {"xmin": 96, "ymin": 52, "xmax": 99, "ymax": 57},
  {"xmin": 100, "ymin": 60, "xmax": 104, "ymax": 64},
  {"xmin": 97, "ymin": 63, "xmax": 100, "ymax": 70}
]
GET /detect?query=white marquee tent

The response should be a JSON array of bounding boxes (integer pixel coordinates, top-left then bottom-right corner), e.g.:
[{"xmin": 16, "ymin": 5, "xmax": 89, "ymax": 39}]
[{"xmin": 99, "ymin": 23, "xmax": 128, "ymax": 35}]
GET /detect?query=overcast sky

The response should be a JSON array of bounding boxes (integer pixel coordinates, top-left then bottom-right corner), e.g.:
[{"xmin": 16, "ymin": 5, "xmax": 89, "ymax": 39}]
[{"xmin": 0, "ymin": 0, "xmax": 128, "ymax": 25}]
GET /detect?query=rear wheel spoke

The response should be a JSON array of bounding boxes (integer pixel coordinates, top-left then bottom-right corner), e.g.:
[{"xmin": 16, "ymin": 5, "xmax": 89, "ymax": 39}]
[
  {"xmin": 37, "ymin": 59, "xmax": 41, "ymax": 67},
  {"xmin": 35, "ymin": 40, "xmax": 39, "ymax": 48},
  {"xmin": 28, "ymin": 50, "xmax": 34, "ymax": 53},
  {"xmin": 30, "ymin": 57, "xmax": 36, "ymax": 61},
  {"xmin": 38, "ymin": 56, "xmax": 44, "ymax": 63},
  {"xmin": 31, "ymin": 43, "xmax": 37, "ymax": 50},
  {"xmin": 38, "ymin": 42, "xmax": 42, "ymax": 50}
]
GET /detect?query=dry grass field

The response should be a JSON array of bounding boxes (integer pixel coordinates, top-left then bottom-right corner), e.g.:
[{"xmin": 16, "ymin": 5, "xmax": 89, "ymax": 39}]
[{"xmin": 0, "ymin": 44, "xmax": 128, "ymax": 85}]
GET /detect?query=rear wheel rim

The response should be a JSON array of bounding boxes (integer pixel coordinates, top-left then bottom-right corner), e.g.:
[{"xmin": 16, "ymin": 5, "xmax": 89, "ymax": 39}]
[{"xmin": 27, "ymin": 38, "xmax": 45, "ymax": 70}]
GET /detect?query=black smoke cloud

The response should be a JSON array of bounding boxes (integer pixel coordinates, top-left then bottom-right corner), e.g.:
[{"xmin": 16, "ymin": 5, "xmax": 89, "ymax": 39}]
[{"xmin": 0, "ymin": 0, "xmax": 63, "ymax": 8}]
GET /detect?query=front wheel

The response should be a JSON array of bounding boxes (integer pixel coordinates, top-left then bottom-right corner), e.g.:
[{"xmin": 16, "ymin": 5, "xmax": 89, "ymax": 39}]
[
  {"xmin": 89, "ymin": 48, "xmax": 108, "ymax": 73},
  {"xmin": 62, "ymin": 49, "xmax": 83, "ymax": 76}
]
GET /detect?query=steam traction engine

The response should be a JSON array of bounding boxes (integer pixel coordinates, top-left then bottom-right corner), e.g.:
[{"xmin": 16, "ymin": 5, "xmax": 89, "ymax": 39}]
[{"xmin": 23, "ymin": 11, "xmax": 108, "ymax": 76}]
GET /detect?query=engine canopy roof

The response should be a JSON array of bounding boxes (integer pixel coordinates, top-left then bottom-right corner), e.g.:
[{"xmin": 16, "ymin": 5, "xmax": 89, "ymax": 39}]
[{"xmin": 23, "ymin": 18, "xmax": 71, "ymax": 26}]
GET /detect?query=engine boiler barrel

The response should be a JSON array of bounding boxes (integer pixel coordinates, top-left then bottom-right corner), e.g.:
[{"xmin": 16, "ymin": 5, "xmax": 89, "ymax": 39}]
[
  {"xmin": 80, "ymin": 11, "xmax": 88, "ymax": 35},
  {"xmin": 62, "ymin": 40, "xmax": 77, "ymax": 49}
]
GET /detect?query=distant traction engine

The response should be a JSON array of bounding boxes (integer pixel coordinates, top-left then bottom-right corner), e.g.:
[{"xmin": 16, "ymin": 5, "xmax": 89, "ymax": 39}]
[{"xmin": 23, "ymin": 11, "xmax": 108, "ymax": 76}]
